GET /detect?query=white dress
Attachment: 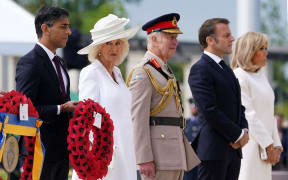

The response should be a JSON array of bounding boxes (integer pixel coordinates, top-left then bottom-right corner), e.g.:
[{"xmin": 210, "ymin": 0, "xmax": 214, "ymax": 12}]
[
  {"xmin": 72, "ymin": 60, "xmax": 137, "ymax": 180},
  {"xmin": 234, "ymin": 67, "xmax": 282, "ymax": 180}
]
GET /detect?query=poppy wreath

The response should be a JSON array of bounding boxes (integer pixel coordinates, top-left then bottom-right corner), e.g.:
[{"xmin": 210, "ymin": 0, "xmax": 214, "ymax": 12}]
[
  {"xmin": 0, "ymin": 90, "xmax": 39, "ymax": 180},
  {"xmin": 68, "ymin": 99, "xmax": 114, "ymax": 180}
]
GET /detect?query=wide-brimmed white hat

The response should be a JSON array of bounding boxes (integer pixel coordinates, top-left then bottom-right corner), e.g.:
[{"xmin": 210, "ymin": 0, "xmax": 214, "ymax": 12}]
[{"xmin": 78, "ymin": 14, "xmax": 139, "ymax": 55}]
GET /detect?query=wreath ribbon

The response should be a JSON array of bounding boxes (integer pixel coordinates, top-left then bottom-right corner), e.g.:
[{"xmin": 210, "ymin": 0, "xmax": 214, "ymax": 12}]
[{"xmin": 0, "ymin": 113, "xmax": 45, "ymax": 180}]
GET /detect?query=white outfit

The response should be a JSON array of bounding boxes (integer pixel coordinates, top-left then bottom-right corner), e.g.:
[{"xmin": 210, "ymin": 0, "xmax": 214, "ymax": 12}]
[
  {"xmin": 72, "ymin": 60, "xmax": 137, "ymax": 180},
  {"xmin": 234, "ymin": 67, "xmax": 282, "ymax": 180}
]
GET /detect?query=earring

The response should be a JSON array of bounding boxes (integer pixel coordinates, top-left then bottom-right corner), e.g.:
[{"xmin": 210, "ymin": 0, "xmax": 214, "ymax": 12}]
[{"xmin": 98, "ymin": 51, "xmax": 102, "ymax": 57}]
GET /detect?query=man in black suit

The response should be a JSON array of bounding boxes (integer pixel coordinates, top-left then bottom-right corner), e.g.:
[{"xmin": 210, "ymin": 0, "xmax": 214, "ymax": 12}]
[
  {"xmin": 16, "ymin": 6, "xmax": 78, "ymax": 180},
  {"xmin": 188, "ymin": 18, "xmax": 249, "ymax": 180}
]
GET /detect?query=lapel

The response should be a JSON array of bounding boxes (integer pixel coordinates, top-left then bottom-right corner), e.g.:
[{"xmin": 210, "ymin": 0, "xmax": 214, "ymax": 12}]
[
  {"xmin": 202, "ymin": 54, "xmax": 226, "ymax": 77},
  {"xmin": 34, "ymin": 44, "xmax": 60, "ymax": 90},
  {"xmin": 202, "ymin": 54, "xmax": 238, "ymax": 96}
]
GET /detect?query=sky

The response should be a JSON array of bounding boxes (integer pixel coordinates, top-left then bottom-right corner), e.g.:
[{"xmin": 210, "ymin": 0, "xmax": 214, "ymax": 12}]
[{"xmin": 124, "ymin": 0, "xmax": 236, "ymax": 42}]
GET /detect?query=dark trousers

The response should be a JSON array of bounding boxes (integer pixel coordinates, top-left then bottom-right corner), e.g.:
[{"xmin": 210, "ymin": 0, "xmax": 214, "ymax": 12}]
[
  {"xmin": 40, "ymin": 158, "xmax": 69, "ymax": 180},
  {"xmin": 198, "ymin": 154, "xmax": 240, "ymax": 180},
  {"xmin": 183, "ymin": 166, "xmax": 198, "ymax": 180},
  {"xmin": 137, "ymin": 170, "xmax": 142, "ymax": 180}
]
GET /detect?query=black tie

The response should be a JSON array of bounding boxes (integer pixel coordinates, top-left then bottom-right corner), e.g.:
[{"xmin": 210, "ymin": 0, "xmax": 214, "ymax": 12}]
[
  {"xmin": 52, "ymin": 56, "xmax": 67, "ymax": 100},
  {"xmin": 219, "ymin": 60, "xmax": 238, "ymax": 89},
  {"xmin": 219, "ymin": 60, "xmax": 229, "ymax": 71}
]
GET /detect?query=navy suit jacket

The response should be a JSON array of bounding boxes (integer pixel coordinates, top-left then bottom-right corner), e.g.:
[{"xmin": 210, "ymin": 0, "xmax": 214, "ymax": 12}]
[
  {"xmin": 188, "ymin": 53, "xmax": 248, "ymax": 161},
  {"xmin": 16, "ymin": 44, "xmax": 71, "ymax": 161}
]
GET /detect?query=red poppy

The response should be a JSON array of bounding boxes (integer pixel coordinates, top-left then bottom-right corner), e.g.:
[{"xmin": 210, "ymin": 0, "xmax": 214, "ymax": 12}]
[
  {"xmin": 67, "ymin": 99, "xmax": 114, "ymax": 180},
  {"xmin": 0, "ymin": 90, "xmax": 39, "ymax": 180}
]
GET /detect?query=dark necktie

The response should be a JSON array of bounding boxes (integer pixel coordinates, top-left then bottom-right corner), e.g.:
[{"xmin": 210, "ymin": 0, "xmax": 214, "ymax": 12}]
[
  {"xmin": 219, "ymin": 60, "xmax": 229, "ymax": 71},
  {"xmin": 52, "ymin": 56, "xmax": 67, "ymax": 99},
  {"xmin": 219, "ymin": 60, "xmax": 238, "ymax": 90}
]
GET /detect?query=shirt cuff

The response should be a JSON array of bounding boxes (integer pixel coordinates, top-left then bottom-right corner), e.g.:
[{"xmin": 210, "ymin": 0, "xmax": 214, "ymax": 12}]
[
  {"xmin": 234, "ymin": 129, "xmax": 244, "ymax": 143},
  {"xmin": 57, "ymin": 105, "xmax": 61, "ymax": 115}
]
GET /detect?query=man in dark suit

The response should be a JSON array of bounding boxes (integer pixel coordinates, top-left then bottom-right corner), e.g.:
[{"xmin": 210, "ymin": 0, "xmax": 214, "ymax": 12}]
[
  {"xmin": 188, "ymin": 18, "xmax": 249, "ymax": 180},
  {"xmin": 16, "ymin": 6, "xmax": 78, "ymax": 180}
]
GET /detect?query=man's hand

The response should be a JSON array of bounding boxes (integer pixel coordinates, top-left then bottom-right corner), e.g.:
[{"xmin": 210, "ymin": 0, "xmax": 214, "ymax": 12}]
[
  {"xmin": 230, "ymin": 142, "xmax": 241, "ymax": 149},
  {"xmin": 139, "ymin": 161, "xmax": 156, "ymax": 178},
  {"xmin": 239, "ymin": 129, "xmax": 249, "ymax": 147},
  {"xmin": 230, "ymin": 129, "xmax": 249, "ymax": 149},
  {"xmin": 0, "ymin": 90, "xmax": 6, "ymax": 97},
  {"xmin": 60, "ymin": 101, "xmax": 78, "ymax": 112}
]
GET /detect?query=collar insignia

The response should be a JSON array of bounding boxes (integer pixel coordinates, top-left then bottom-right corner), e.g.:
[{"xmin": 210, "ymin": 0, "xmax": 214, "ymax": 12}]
[{"xmin": 150, "ymin": 58, "xmax": 161, "ymax": 68}]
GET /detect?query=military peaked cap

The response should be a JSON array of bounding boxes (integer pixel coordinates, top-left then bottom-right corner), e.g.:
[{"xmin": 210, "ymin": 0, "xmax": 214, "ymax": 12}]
[{"xmin": 142, "ymin": 13, "xmax": 183, "ymax": 35}]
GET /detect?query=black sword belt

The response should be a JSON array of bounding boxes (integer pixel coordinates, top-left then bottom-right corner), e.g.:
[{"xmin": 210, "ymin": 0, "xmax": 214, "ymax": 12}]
[{"xmin": 150, "ymin": 117, "xmax": 185, "ymax": 129}]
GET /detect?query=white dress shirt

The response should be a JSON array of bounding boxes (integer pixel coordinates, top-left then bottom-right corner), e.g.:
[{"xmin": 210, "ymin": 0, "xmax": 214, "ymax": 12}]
[{"xmin": 37, "ymin": 42, "xmax": 68, "ymax": 114}]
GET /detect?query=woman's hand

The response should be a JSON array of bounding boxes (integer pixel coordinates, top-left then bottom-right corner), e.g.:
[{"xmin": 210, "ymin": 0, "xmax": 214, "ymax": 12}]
[
  {"xmin": 265, "ymin": 144, "xmax": 275, "ymax": 164},
  {"xmin": 273, "ymin": 147, "xmax": 282, "ymax": 164},
  {"xmin": 265, "ymin": 145, "xmax": 282, "ymax": 164}
]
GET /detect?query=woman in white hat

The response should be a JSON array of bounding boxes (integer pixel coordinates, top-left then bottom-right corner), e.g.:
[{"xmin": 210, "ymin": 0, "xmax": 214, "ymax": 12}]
[{"xmin": 72, "ymin": 14, "xmax": 139, "ymax": 180}]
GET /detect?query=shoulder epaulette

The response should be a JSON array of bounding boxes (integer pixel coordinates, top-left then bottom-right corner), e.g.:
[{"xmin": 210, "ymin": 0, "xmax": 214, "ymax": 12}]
[
  {"xmin": 145, "ymin": 58, "xmax": 169, "ymax": 80},
  {"xmin": 126, "ymin": 58, "xmax": 182, "ymax": 116}
]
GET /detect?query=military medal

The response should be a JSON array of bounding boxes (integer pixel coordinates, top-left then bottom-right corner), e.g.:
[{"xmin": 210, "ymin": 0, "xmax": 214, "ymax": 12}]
[{"xmin": 2, "ymin": 135, "xmax": 19, "ymax": 173}]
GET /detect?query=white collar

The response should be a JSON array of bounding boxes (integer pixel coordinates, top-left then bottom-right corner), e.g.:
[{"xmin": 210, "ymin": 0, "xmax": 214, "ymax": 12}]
[
  {"xmin": 92, "ymin": 59, "xmax": 120, "ymax": 74},
  {"xmin": 37, "ymin": 42, "xmax": 56, "ymax": 60},
  {"xmin": 204, "ymin": 51, "xmax": 222, "ymax": 64}
]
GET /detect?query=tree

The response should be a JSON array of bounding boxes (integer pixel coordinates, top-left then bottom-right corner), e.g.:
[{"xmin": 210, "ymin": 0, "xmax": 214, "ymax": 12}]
[
  {"xmin": 261, "ymin": 0, "xmax": 287, "ymax": 45},
  {"xmin": 261, "ymin": 0, "xmax": 288, "ymax": 116},
  {"xmin": 13, "ymin": 0, "xmax": 141, "ymax": 33}
]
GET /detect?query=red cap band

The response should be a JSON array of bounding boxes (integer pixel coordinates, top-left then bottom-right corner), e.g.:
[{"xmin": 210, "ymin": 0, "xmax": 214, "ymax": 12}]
[{"xmin": 146, "ymin": 20, "xmax": 177, "ymax": 34}]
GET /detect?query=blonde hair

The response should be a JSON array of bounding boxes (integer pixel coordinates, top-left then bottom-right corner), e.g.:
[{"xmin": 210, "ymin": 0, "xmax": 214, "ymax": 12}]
[
  {"xmin": 231, "ymin": 32, "xmax": 268, "ymax": 71},
  {"xmin": 87, "ymin": 38, "xmax": 129, "ymax": 66}
]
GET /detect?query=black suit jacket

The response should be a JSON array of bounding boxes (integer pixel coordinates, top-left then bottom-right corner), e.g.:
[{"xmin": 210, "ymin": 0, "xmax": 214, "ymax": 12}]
[
  {"xmin": 188, "ymin": 53, "xmax": 248, "ymax": 161},
  {"xmin": 16, "ymin": 44, "xmax": 71, "ymax": 161}
]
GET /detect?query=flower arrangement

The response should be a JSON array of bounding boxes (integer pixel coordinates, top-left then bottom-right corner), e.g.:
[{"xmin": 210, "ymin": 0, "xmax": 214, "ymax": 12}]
[
  {"xmin": 68, "ymin": 99, "xmax": 114, "ymax": 179},
  {"xmin": 0, "ymin": 90, "xmax": 40, "ymax": 180}
]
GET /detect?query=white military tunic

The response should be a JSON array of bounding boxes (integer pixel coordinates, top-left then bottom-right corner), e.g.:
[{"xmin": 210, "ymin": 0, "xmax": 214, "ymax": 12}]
[
  {"xmin": 72, "ymin": 60, "xmax": 137, "ymax": 180},
  {"xmin": 234, "ymin": 67, "xmax": 282, "ymax": 180}
]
